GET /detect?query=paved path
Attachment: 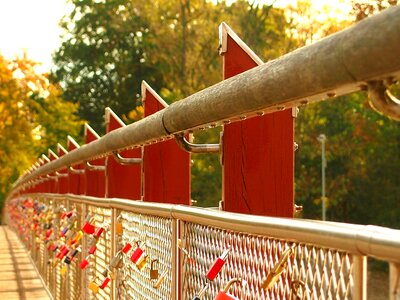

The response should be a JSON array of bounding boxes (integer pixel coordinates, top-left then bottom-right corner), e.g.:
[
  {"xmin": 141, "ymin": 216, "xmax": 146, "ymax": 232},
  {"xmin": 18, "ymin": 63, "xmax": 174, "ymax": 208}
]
[{"xmin": 0, "ymin": 226, "xmax": 51, "ymax": 299}]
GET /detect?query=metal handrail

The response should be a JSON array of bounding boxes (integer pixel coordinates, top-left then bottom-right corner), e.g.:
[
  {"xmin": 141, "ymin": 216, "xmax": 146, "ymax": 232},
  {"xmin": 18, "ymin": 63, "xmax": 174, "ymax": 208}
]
[
  {"xmin": 40, "ymin": 193, "xmax": 400, "ymax": 264},
  {"xmin": 11, "ymin": 5, "xmax": 400, "ymax": 191}
]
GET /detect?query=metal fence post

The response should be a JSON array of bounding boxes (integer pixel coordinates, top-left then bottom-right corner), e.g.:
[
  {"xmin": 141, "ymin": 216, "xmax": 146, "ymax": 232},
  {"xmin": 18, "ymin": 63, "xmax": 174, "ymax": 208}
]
[{"xmin": 353, "ymin": 255, "xmax": 367, "ymax": 300}]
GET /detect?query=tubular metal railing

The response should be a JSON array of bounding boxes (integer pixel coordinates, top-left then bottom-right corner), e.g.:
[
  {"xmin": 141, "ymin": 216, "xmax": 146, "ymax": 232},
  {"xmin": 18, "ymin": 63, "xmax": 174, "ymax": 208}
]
[
  {"xmin": 6, "ymin": 194, "xmax": 400, "ymax": 299},
  {"xmin": 10, "ymin": 5, "xmax": 400, "ymax": 194}
]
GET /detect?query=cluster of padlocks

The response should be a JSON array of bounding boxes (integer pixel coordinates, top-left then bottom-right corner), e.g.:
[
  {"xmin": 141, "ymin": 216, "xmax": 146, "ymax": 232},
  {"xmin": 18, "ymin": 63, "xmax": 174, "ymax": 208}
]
[{"xmin": 7, "ymin": 197, "xmax": 303, "ymax": 299}]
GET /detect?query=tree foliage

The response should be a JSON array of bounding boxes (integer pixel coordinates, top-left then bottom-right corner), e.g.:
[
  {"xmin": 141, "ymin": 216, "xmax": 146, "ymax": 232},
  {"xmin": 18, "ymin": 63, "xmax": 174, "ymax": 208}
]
[
  {"xmin": 0, "ymin": 54, "xmax": 83, "ymax": 207},
  {"xmin": 50, "ymin": 0, "xmax": 399, "ymax": 229}
]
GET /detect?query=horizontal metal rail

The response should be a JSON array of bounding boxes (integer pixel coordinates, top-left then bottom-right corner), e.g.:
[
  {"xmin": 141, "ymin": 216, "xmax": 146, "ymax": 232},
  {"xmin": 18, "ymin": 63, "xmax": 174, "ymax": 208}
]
[
  {"xmin": 13, "ymin": 5, "xmax": 400, "ymax": 190},
  {"xmin": 39, "ymin": 193, "xmax": 400, "ymax": 264}
]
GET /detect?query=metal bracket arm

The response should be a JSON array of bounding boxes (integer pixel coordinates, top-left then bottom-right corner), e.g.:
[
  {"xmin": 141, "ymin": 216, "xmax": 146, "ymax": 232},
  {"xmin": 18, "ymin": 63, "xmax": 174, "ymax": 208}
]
[
  {"xmin": 55, "ymin": 171, "xmax": 68, "ymax": 178},
  {"xmin": 85, "ymin": 161, "xmax": 106, "ymax": 171},
  {"xmin": 175, "ymin": 133, "xmax": 220, "ymax": 153},
  {"xmin": 68, "ymin": 166, "xmax": 85, "ymax": 175},
  {"xmin": 112, "ymin": 151, "xmax": 142, "ymax": 165},
  {"xmin": 368, "ymin": 80, "xmax": 400, "ymax": 121}
]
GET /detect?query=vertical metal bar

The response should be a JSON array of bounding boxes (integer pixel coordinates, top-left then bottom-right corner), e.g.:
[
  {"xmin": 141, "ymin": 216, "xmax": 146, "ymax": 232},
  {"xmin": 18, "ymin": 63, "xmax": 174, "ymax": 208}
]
[
  {"xmin": 172, "ymin": 219, "xmax": 178, "ymax": 300},
  {"xmin": 110, "ymin": 207, "xmax": 117, "ymax": 300},
  {"xmin": 390, "ymin": 262, "xmax": 400, "ymax": 300},
  {"xmin": 353, "ymin": 255, "xmax": 367, "ymax": 300},
  {"xmin": 81, "ymin": 202, "xmax": 88, "ymax": 300}
]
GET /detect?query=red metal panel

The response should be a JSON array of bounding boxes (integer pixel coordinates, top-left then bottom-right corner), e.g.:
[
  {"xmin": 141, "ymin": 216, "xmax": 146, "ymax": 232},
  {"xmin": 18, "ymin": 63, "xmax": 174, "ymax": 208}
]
[
  {"xmin": 142, "ymin": 82, "xmax": 190, "ymax": 204},
  {"xmin": 220, "ymin": 23, "xmax": 294, "ymax": 217},
  {"xmin": 57, "ymin": 144, "xmax": 69, "ymax": 194},
  {"xmin": 41, "ymin": 154, "xmax": 51, "ymax": 194},
  {"xmin": 84, "ymin": 124, "xmax": 106, "ymax": 197},
  {"xmin": 67, "ymin": 136, "xmax": 85, "ymax": 195},
  {"xmin": 105, "ymin": 108, "xmax": 142, "ymax": 200},
  {"xmin": 48, "ymin": 150, "xmax": 59, "ymax": 193}
]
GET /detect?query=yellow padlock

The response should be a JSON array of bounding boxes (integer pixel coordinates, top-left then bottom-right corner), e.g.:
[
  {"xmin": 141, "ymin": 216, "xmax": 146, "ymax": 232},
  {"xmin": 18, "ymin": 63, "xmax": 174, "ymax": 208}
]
[
  {"xmin": 261, "ymin": 247, "xmax": 294, "ymax": 290},
  {"xmin": 88, "ymin": 280, "xmax": 99, "ymax": 294},
  {"xmin": 136, "ymin": 255, "xmax": 149, "ymax": 271},
  {"xmin": 60, "ymin": 265, "xmax": 67, "ymax": 276}
]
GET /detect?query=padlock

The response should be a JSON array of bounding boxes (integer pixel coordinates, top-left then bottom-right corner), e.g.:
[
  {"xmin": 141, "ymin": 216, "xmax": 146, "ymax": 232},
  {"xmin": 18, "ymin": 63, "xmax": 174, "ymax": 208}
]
[
  {"xmin": 70, "ymin": 230, "xmax": 84, "ymax": 245},
  {"xmin": 65, "ymin": 247, "xmax": 81, "ymax": 264},
  {"xmin": 88, "ymin": 280, "xmax": 100, "ymax": 294},
  {"xmin": 100, "ymin": 277, "xmax": 111, "ymax": 289},
  {"xmin": 79, "ymin": 255, "xmax": 91, "ymax": 269},
  {"xmin": 115, "ymin": 216, "xmax": 123, "ymax": 235},
  {"xmin": 215, "ymin": 278, "xmax": 245, "ymax": 300},
  {"xmin": 206, "ymin": 248, "xmax": 230, "ymax": 280},
  {"xmin": 178, "ymin": 239, "xmax": 195, "ymax": 265},
  {"xmin": 136, "ymin": 254, "xmax": 149, "ymax": 271},
  {"xmin": 93, "ymin": 226, "xmax": 105, "ymax": 239},
  {"xmin": 110, "ymin": 251, "xmax": 123, "ymax": 269},
  {"xmin": 192, "ymin": 283, "xmax": 209, "ymax": 300},
  {"xmin": 102, "ymin": 267, "xmax": 116, "ymax": 280},
  {"xmin": 88, "ymin": 245, "xmax": 97, "ymax": 255},
  {"xmin": 60, "ymin": 265, "xmax": 68, "ymax": 276},
  {"xmin": 150, "ymin": 259, "xmax": 159, "ymax": 279},
  {"xmin": 130, "ymin": 242, "xmax": 144, "ymax": 263},
  {"xmin": 261, "ymin": 247, "xmax": 294, "ymax": 290},
  {"xmin": 82, "ymin": 217, "xmax": 95, "ymax": 234},
  {"xmin": 153, "ymin": 270, "xmax": 168, "ymax": 289},
  {"xmin": 121, "ymin": 242, "xmax": 132, "ymax": 254},
  {"xmin": 57, "ymin": 245, "xmax": 70, "ymax": 259}
]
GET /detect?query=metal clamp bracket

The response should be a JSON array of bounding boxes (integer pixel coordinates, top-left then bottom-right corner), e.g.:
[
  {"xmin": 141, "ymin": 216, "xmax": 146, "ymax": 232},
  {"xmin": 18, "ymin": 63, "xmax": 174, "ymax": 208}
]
[
  {"xmin": 368, "ymin": 80, "xmax": 400, "ymax": 121},
  {"xmin": 85, "ymin": 161, "xmax": 106, "ymax": 171},
  {"xmin": 55, "ymin": 171, "xmax": 69, "ymax": 178},
  {"xmin": 68, "ymin": 166, "xmax": 85, "ymax": 175},
  {"xmin": 175, "ymin": 133, "xmax": 220, "ymax": 154},
  {"xmin": 112, "ymin": 151, "xmax": 142, "ymax": 165}
]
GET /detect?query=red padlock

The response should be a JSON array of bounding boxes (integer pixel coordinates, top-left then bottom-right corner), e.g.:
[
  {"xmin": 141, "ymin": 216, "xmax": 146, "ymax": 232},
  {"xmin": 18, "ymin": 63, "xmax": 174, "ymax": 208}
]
[
  {"xmin": 56, "ymin": 245, "xmax": 69, "ymax": 259},
  {"xmin": 93, "ymin": 226, "xmax": 105, "ymax": 239},
  {"xmin": 215, "ymin": 278, "xmax": 246, "ymax": 300},
  {"xmin": 82, "ymin": 222, "xmax": 95, "ymax": 235},
  {"xmin": 79, "ymin": 255, "xmax": 91, "ymax": 269},
  {"xmin": 206, "ymin": 248, "xmax": 230, "ymax": 280},
  {"xmin": 130, "ymin": 242, "xmax": 144, "ymax": 263},
  {"xmin": 88, "ymin": 245, "xmax": 97, "ymax": 255},
  {"xmin": 121, "ymin": 242, "xmax": 132, "ymax": 254},
  {"xmin": 100, "ymin": 277, "xmax": 111, "ymax": 289}
]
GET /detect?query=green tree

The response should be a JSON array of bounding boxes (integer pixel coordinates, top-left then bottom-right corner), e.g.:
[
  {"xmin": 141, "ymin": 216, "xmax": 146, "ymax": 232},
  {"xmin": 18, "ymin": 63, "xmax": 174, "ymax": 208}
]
[{"xmin": 52, "ymin": 0, "xmax": 162, "ymax": 132}]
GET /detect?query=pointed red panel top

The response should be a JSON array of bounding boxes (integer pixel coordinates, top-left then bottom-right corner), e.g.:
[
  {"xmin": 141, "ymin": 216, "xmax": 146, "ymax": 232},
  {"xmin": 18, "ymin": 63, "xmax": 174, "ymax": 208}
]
[
  {"xmin": 57, "ymin": 143, "xmax": 68, "ymax": 158},
  {"xmin": 105, "ymin": 107, "xmax": 142, "ymax": 200},
  {"xmin": 220, "ymin": 23, "xmax": 294, "ymax": 217},
  {"xmin": 142, "ymin": 81, "xmax": 190, "ymax": 204},
  {"xmin": 85, "ymin": 123, "xmax": 101, "ymax": 144},
  {"xmin": 67, "ymin": 135, "xmax": 80, "ymax": 152}
]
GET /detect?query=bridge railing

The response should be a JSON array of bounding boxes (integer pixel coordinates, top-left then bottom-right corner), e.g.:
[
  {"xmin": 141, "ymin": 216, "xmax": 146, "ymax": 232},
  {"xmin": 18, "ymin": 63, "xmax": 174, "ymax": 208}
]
[
  {"xmin": 6, "ymin": 194, "xmax": 400, "ymax": 299},
  {"xmin": 4, "ymin": 5, "xmax": 400, "ymax": 300}
]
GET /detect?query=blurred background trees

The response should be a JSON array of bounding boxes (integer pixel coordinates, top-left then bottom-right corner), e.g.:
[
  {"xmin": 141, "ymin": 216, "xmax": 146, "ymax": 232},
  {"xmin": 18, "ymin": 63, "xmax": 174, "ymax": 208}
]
[{"xmin": 1, "ymin": 0, "xmax": 399, "ymax": 229}]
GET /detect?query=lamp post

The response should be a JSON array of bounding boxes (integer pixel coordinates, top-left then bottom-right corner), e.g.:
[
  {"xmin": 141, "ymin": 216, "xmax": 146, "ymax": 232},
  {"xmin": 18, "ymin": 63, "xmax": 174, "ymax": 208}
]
[{"xmin": 317, "ymin": 134, "xmax": 327, "ymax": 221}]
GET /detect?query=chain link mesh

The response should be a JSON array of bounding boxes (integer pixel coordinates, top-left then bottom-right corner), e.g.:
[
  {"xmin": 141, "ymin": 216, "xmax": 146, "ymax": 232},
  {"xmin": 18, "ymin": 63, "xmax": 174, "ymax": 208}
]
[
  {"xmin": 181, "ymin": 222, "xmax": 354, "ymax": 300},
  {"xmin": 7, "ymin": 195, "xmax": 384, "ymax": 300},
  {"xmin": 115, "ymin": 210, "xmax": 173, "ymax": 299}
]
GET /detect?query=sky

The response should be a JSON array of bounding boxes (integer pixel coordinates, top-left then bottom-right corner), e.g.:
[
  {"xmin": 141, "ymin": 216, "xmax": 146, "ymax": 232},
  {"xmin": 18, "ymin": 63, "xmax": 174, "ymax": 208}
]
[{"xmin": 0, "ymin": 0, "xmax": 351, "ymax": 73}]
